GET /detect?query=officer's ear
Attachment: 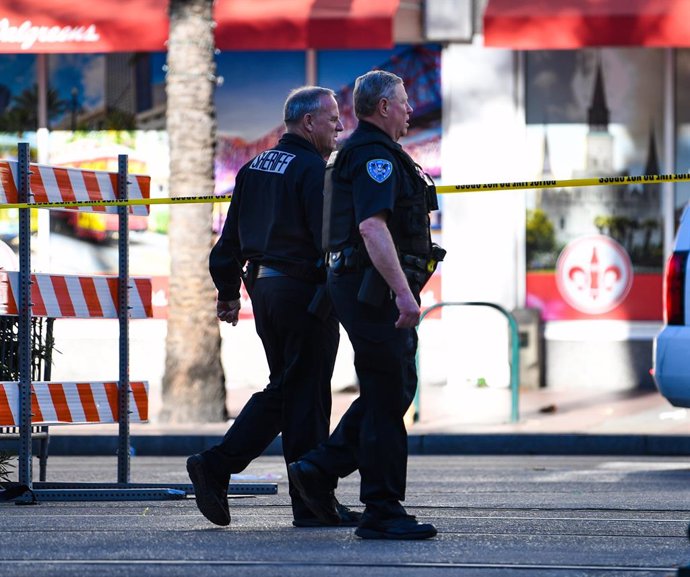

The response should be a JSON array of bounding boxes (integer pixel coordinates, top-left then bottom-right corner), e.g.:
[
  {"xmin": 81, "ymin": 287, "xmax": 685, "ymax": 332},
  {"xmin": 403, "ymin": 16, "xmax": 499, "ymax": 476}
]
[
  {"xmin": 303, "ymin": 112, "xmax": 315, "ymax": 133},
  {"xmin": 377, "ymin": 97, "xmax": 390, "ymax": 118}
]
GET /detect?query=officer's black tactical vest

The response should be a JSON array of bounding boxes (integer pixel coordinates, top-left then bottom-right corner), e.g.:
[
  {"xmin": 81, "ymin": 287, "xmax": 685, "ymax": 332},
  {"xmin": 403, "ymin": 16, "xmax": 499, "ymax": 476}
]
[{"xmin": 323, "ymin": 127, "xmax": 438, "ymax": 258}]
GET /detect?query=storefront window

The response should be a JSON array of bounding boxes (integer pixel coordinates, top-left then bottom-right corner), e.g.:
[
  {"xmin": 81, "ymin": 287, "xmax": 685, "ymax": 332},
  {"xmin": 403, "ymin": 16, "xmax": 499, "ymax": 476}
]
[
  {"xmin": 524, "ymin": 49, "xmax": 665, "ymax": 321},
  {"xmin": 49, "ymin": 54, "xmax": 105, "ymax": 130},
  {"xmin": 0, "ymin": 54, "xmax": 36, "ymax": 132},
  {"xmin": 213, "ymin": 51, "xmax": 305, "ymax": 201},
  {"xmin": 0, "ymin": 46, "xmax": 443, "ymax": 235},
  {"xmin": 0, "ymin": 52, "xmax": 168, "ymax": 132},
  {"xmin": 319, "ymin": 46, "xmax": 442, "ymax": 179},
  {"xmin": 47, "ymin": 53, "xmax": 166, "ymax": 131}
]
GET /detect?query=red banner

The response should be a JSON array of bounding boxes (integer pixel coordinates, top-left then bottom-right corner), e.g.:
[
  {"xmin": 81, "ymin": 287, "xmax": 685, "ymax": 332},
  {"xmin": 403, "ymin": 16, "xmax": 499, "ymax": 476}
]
[{"xmin": 526, "ymin": 271, "xmax": 662, "ymax": 321}]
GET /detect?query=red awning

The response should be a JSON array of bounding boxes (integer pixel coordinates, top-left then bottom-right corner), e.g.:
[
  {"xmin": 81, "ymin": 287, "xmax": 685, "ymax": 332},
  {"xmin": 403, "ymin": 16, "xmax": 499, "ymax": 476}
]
[
  {"xmin": 484, "ymin": 0, "xmax": 690, "ymax": 50},
  {"xmin": 0, "ymin": 0, "xmax": 399, "ymax": 54},
  {"xmin": 215, "ymin": 0, "xmax": 400, "ymax": 50}
]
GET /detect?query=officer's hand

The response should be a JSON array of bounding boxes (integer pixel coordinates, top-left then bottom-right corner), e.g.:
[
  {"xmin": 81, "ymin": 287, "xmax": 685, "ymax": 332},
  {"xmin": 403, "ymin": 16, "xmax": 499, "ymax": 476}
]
[
  {"xmin": 217, "ymin": 299, "xmax": 241, "ymax": 326},
  {"xmin": 394, "ymin": 291, "xmax": 420, "ymax": 329}
]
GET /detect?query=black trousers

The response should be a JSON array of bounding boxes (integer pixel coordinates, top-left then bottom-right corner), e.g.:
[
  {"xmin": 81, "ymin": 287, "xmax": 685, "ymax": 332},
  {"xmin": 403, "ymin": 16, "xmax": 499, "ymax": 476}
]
[
  {"xmin": 205, "ymin": 275, "xmax": 339, "ymax": 519},
  {"xmin": 303, "ymin": 269, "xmax": 418, "ymax": 519}
]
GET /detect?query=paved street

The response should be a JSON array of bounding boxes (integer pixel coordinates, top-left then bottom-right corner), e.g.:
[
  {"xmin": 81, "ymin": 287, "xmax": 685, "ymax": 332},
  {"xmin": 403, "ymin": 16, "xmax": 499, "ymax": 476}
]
[{"xmin": 2, "ymin": 455, "xmax": 690, "ymax": 576}]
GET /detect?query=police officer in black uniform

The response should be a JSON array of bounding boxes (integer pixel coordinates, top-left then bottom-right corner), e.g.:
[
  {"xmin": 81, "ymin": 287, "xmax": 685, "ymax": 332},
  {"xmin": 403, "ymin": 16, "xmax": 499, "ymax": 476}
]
[
  {"xmin": 288, "ymin": 71, "xmax": 442, "ymax": 540},
  {"xmin": 186, "ymin": 86, "xmax": 361, "ymax": 529}
]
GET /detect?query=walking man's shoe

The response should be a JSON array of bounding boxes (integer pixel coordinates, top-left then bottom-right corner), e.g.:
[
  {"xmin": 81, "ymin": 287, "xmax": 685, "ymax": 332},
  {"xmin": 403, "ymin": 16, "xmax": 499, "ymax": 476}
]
[
  {"xmin": 292, "ymin": 500, "xmax": 362, "ymax": 527},
  {"xmin": 186, "ymin": 453, "xmax": 230, "ymax": 526},
  {"xmin": 288, "ymin": 460, "xmax": 341, "ymax": 525},
  {"xmin": 355, "ymin": 515, "xmax": 438, "ymax": 540}
]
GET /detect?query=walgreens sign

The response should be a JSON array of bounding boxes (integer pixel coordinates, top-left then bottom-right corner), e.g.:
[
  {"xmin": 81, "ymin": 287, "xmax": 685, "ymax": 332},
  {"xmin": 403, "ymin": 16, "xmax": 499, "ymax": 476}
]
[
  {"xmin": 0, "ymin": 18, "xmax": 100, "ymax": 50},
  {"xmin": 0, "ymin": 3, "xmax": 168, "ymax": 54}
]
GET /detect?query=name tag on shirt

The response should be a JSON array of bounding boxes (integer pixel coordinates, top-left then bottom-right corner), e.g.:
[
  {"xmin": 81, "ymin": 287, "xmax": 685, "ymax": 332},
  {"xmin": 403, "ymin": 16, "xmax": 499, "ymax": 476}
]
[{"xmin": 249, "ymin": 150, "xmax": 296, "ymax": 174}]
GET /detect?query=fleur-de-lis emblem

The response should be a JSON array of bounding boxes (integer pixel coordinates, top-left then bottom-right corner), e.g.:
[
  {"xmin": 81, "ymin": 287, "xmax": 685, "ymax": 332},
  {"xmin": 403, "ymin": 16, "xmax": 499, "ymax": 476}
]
[
  {"xmin": 567, "ymin": 247, "xmax": 623, "ymax": 300},
  {"xmin": 556, "ymin": 236, "xmax": 633, "ymax": 315}
]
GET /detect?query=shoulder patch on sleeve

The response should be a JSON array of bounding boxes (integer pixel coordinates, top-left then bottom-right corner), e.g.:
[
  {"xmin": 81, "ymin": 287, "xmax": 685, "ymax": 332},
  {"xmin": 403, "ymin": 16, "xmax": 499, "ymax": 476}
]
[{"xmin": 366, "ymin": 159, "xmax": 393, "ymax": 183}]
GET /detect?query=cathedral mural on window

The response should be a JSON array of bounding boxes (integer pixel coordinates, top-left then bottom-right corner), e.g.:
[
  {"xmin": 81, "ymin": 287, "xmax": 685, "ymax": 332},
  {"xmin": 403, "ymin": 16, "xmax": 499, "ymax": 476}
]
[{"xmin": 524, "ymin": 49, "xmax": 664, "ymax": 321}]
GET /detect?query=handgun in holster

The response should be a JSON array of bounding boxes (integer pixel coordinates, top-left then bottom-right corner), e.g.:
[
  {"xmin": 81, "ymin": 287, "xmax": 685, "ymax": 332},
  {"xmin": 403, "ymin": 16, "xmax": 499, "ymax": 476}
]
[
  {"xmin": 307, "ymin": 283, "xmax": 333, "ymax": 321},
  {"xmin": 329, "ymin": 245, "xmax": 369, "ymax": 276},
  {"xmin": 328, "ymin": 247, "xmax": 352, "ymax": 276},
  {"xmin": 241, "ymin": 261, "xmax": 258, "ymax": 293},
  {"xmin": 401, "ymin": 243, "xmax": 446, "ymax": 293}
]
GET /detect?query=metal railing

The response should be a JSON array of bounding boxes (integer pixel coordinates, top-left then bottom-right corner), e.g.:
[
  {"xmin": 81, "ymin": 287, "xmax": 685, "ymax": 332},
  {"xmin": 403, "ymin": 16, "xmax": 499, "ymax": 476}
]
[{"xmin": 415, "ymin": 301, "xmax": 520, "ymax": 424}]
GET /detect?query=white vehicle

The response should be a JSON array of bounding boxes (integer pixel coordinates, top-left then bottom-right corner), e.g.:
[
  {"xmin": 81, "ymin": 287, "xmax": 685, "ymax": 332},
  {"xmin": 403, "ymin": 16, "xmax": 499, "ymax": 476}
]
[{"xmin": 653, "ymin": 204, "xmax": 690, "ymax": 407}]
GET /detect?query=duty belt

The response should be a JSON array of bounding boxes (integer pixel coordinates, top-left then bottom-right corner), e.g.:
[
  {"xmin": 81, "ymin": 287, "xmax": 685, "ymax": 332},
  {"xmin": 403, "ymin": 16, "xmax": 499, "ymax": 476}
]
[
  {"xmin": 327, "ymin": 246, "xmax": 370, "ymax": 273},
  {"xmin": 255, "ymin": 265, "xmax": 287, "ymax": 279}
]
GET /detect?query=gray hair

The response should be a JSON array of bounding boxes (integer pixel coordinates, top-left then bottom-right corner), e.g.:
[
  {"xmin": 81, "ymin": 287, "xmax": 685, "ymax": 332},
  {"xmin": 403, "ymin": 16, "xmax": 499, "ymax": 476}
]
[
  {"xmin": 353, "ymin": 70, "xmax": 403, "ymax": 119},
  {"xmin": 284, "ymin": 86, "xmax": 336, "ymax": 126}
]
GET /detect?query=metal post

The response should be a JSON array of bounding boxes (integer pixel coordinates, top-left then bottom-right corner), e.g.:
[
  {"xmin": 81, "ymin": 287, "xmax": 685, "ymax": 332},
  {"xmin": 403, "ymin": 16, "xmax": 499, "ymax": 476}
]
[
  {"xmin": 17, "ymin": 142, "xmax": 33, "ymax": 487},
  {"xmin": 416, "ymin": 301, "xmax": 520, "ymax": 424},
  {"xmin": 505, "ymin": 309, "xmax": 520, "ymax": 424},
  {"xmin": 117, "ymin": 154, "xmax": 130, "ymax": 484}
]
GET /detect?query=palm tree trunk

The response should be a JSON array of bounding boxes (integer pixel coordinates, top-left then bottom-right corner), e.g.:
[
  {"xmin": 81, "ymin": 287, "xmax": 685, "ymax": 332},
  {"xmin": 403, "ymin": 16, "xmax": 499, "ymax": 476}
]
[{"xmin": 161, "ymin": 0, "xmax": 226, "ymax": 422}]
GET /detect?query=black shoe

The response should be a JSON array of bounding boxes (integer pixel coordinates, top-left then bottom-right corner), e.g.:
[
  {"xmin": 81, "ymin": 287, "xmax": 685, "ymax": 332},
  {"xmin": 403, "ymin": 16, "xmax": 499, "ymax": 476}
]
[
  {"xmin": 336, "ymin": 502, "xmax": 363, "ymax": 526},
  {"xmin": 186, "ymin": 453, "xmax": 230, "ymax": 526},
  {"xmin": 287, "ymin": 460, "xmax": 340, "ymax": 525},
  {"xmin": 292, "ymin": 500, "xmax": 363, "ymax": 527},
  {"xmin": 355, "ymin": 515, "xmax": 438, "ymax": 540}
]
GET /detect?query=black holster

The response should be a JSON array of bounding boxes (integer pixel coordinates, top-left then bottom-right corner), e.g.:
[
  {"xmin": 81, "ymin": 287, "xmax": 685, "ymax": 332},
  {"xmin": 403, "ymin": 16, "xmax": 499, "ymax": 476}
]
[
  {"xmin": 307, "ymin": 284, "xmax": 333, "ymax": 321},
  {"xmin": 401, "ymin": 243, "xmax": 446, "ymax": 293},
  {"xmin": 329, "ymin": 245, "xmax": 370, "ymax": 275},
  {"xmin": 241, "ymin": 262, "xmax": 258, "ymax": 293}
]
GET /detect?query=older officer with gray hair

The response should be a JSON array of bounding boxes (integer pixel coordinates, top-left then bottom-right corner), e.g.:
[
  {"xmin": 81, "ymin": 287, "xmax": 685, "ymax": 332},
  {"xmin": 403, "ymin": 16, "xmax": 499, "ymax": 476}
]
[
  {"xmin": 187, "ymin": 86, "xmax": 361, "ymax": 529},
  {"xmin": 289, "ymin": 71, "xmax": 442, "ymax": 540}
]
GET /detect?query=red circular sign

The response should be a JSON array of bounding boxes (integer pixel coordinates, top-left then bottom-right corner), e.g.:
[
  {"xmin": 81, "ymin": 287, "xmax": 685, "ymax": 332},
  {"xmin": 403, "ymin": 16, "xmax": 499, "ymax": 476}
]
[{"xmin": 555, "ymin": 235, "xmax": 633, "ymax": 315}]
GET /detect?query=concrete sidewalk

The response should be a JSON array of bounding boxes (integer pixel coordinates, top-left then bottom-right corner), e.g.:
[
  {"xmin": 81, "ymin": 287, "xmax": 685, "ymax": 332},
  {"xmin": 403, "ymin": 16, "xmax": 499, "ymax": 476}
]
[
  {"xmin": 41, "ymin": 318, "xmax": 690, "ymax": 455},
  {"xmin": 45, "ymin": 384, "xmax": 690, "ymax": 457}
]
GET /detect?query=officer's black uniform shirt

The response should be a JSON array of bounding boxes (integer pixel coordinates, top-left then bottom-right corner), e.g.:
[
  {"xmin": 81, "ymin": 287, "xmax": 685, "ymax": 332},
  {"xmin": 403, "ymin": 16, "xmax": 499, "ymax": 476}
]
[
  {"xmin": 326, "ymin": 121, "xmax": 413, "ymax": 252},
  {"xmin": 210, "ymin": 133, "xmax": 326, "ymax": 301}
]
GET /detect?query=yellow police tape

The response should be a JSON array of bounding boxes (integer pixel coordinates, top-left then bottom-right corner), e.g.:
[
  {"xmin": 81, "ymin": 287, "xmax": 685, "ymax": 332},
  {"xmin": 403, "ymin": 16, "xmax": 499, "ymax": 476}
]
[
  {"xmin": 436, "ymin": 172, "xmax": 690, "ymax": 195},
  {"xmin": 0, "ymin": 195, "xmax": 227, "ymax": 210},
  {"xmin": 0, "ymin": 172, "xmax": 688, "ymax": 210}
]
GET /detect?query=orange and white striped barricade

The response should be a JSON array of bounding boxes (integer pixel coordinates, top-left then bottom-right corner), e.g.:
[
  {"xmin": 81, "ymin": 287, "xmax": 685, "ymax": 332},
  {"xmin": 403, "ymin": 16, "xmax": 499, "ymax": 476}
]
[
  {"xmin": 3, "ymin": 146, "xmax": 177, "ymax": 501},
  {"xmin": 0, "ymin": 381, "xmax": 149, "ymax": 426},
  {"xmin": 0, "ymin": 272, "xmax": 153, "ymax": 319},
  {"xmin": 0, "ymin": 159, "xmax": 150, "ymax": 216},
  {"xmin": 4, "ymin": 143, "xmax": 275, "ymax": 501}
]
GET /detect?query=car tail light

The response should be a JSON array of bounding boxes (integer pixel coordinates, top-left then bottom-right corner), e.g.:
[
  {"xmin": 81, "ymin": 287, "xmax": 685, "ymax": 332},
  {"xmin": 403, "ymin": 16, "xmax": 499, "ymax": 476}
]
[{"xmin": 664, "ymin": 251, "xmax": 688, "ymax": 325}]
